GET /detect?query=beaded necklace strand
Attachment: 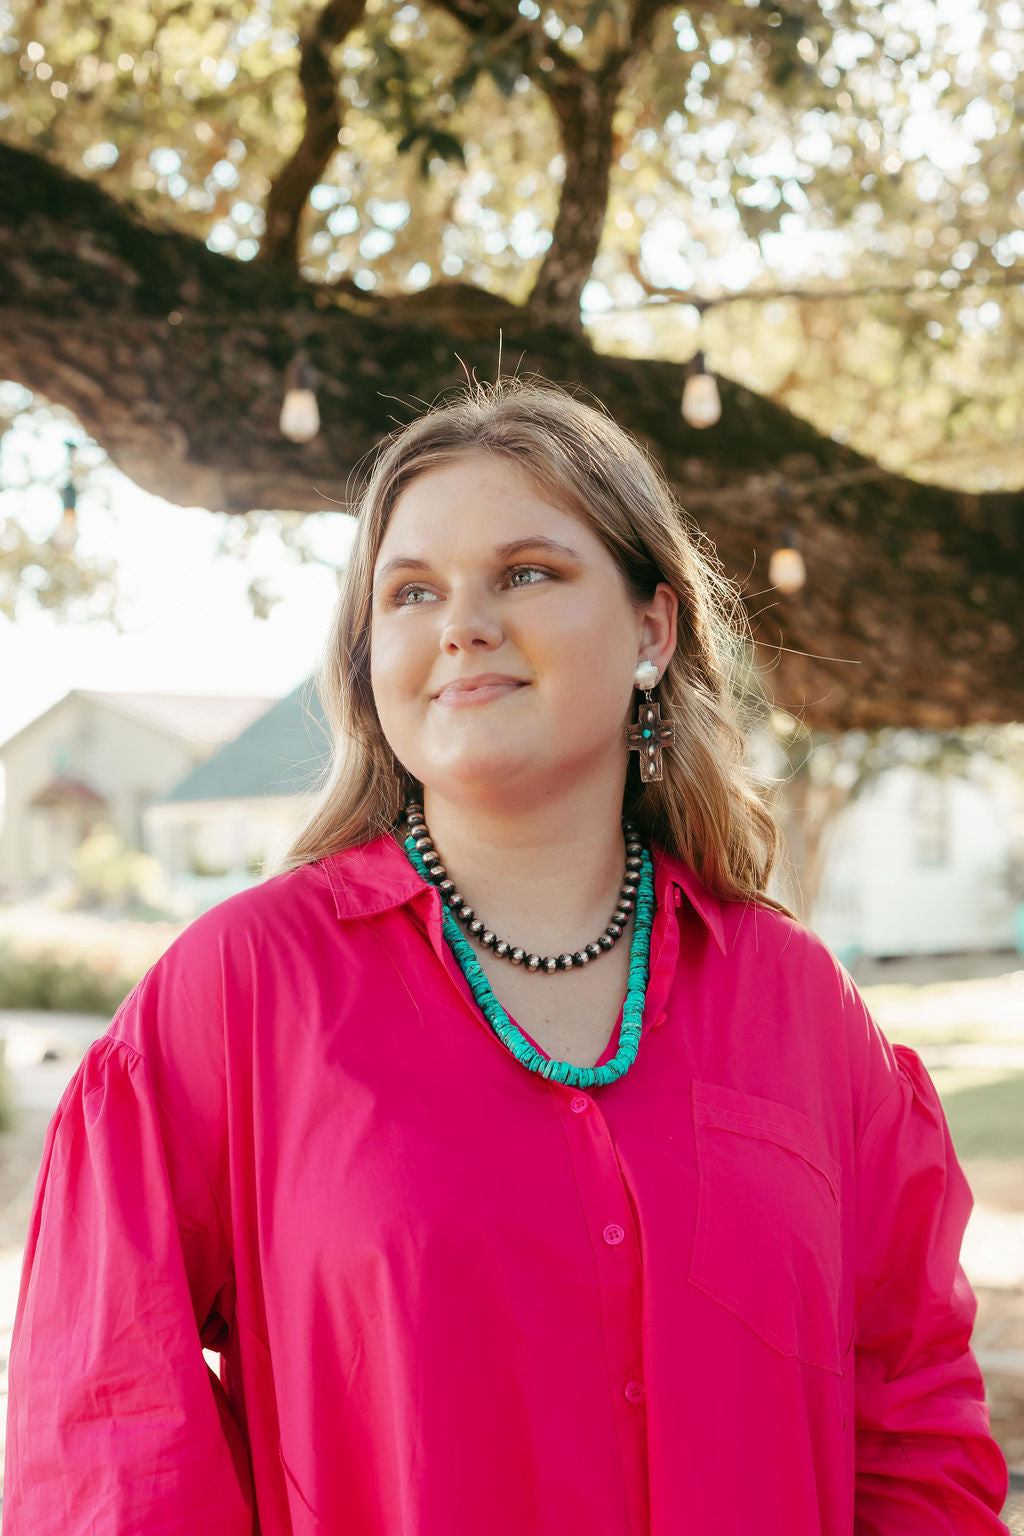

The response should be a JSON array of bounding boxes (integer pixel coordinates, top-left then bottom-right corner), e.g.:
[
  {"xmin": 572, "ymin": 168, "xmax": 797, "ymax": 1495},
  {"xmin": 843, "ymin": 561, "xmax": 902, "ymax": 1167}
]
[
  {"xmin": 403, "ymin": 833, "xmax": 657, "ymax": 1089},
  {"xmin": 405, "ymin": 800, "xmax": 646, "ymax": 972}
]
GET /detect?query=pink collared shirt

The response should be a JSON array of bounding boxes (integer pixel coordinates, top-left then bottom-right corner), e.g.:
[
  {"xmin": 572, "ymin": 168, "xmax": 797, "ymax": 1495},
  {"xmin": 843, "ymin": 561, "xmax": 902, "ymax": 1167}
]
[{"xmin": 3, "ymin": 835, "xmax": 1009, "ymax": 1534}]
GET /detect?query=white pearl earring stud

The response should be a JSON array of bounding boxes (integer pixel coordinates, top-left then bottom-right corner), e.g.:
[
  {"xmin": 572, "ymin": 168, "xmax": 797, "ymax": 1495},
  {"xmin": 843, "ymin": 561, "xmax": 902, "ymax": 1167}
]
[{"xmin": 633, "ymin": 660, "xmax": 660, "ymax": 690}]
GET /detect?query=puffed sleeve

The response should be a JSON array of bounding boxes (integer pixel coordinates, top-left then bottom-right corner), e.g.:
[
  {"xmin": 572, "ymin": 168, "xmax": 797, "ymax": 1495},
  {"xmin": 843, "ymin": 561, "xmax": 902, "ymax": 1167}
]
[
  {"xmin": 2, "ymin": 1031, "xmax": 254, "ymax": 1534},
  {"xmin": 853, "ymin": 1041, "xmax": 1009, "ymax": 1533}
]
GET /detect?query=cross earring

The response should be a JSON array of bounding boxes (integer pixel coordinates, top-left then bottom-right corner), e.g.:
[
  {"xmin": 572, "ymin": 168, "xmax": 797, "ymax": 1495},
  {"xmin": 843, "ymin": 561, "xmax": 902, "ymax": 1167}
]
[{"xmin": 627, "ymin": 661, "xmax": 675, "ymax": 783}]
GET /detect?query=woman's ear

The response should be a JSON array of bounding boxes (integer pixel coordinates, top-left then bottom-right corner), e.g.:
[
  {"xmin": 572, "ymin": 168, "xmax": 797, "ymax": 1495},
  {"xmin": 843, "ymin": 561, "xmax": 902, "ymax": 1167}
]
[{"xmin": 638, "ymin": 582, "xmax": 678, "ymax": 677}]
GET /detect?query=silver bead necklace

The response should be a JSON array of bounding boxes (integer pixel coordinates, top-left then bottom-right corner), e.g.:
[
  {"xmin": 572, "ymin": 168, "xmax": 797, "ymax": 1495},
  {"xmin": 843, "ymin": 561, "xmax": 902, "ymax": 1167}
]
[{"xmin": 403, "ymin": 800, "xmax": 645, "ymax": 974}]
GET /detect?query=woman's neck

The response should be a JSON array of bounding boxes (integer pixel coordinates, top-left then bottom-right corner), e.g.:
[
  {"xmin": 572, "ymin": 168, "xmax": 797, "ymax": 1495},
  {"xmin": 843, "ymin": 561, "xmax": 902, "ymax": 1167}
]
[{"xmin": 418, "ymin": 778, "xmax": 631, "ymax": 956}]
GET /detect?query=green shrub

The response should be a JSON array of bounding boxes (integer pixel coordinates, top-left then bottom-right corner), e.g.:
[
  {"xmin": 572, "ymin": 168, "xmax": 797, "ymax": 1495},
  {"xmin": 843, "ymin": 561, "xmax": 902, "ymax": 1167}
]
[
  {"xmin": 68, "ymin": 824, "xmax": 168, "ymax": 914},
  {"xmin": 0, "ymin": 1038, "xmax": 16, "ymax": 1133},
  {"xmin": 0, "ymin": 942, "xmax": 138, "ymax": 1016}
]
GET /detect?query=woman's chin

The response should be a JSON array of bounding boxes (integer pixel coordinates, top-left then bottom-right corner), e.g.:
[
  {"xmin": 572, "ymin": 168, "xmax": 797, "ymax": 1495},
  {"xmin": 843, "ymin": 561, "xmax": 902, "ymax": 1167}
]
[
  {"xmin": 411, "ymin": 728, "xmax": 623, "ymax": 808},
  {"xmin": 416, "ymin": 743, "xmax": 542, "ymax": 800}
]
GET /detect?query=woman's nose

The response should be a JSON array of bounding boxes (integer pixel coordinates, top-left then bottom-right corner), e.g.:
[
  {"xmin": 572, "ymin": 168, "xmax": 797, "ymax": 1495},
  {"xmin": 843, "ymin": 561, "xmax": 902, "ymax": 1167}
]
[{"xmin": 440, "ymin": 588, "xmax": 504, "ymax": 653}]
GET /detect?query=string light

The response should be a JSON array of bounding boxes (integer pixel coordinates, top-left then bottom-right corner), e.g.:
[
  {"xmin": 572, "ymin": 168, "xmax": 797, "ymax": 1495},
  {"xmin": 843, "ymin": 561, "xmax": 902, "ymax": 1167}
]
[
  {"xmin": 51, "ymin": 440, "xmax": 79, "ymax": 552},
  {"xmin": 769, "ymin": 523, "xmax": 807, "ymax": 594},
  {"xmin": 279, "ymin": 351, "xmax": 320, "ymax": 442},
  {"xmin": 681, "ymin": 350, "xmax": 722, "ymax": 429},
  {"xmin": 51, "ymin": 481, "xmax": 78, "ymax": 552}
]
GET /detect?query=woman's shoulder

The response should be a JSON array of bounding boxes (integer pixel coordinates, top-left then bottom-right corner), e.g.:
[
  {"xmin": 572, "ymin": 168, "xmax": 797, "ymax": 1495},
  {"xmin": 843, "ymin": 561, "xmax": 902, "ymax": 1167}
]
[
  {"xmin": 104, "ymin": 861, "xmax": 334, "ymax": 1042},
  {"xmin": 119, "ymin": 834, "xmax": 417, "ymax": 1009},
  {"xmin": 655, "ymin": 844, "xmax": 836, "ymax": 971},
  {"xmin": 97, "ymin": 836, "xmax": 423, "ymax": 1102},
  {"xmin": 151, "ymin": 833, "xmax": 411, "ymax": 958},
  {"xmin": 168, "ymin": 855, "xmax": 336, "ymax": 953},
  {"xmin": 656, "ymin": 848, "xmax": 910, "ymax": 1135},
  {"xmin": 657, "ymin": 843, "xmax": 886, "ymax": 1064},
  {"xmin": 119, "ymin": 862, "xmax": 319, "ymax": 996}
]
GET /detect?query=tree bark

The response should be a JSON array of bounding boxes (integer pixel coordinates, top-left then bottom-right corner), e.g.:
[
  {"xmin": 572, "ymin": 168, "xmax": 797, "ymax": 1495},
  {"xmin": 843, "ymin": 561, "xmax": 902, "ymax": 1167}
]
[
  {"xmin": 528, "ymin": 69, "xmax": 618, "ymax": 325},
  {"xmin": 259, "ymin": 0, "xmax": 370, "ymax": 273},
  {"xmin": 434, "ymin": 1, "xmax": 677, "ymax": 325},
  {"xmin": 1, "ymin": 141, "xmax": 1022, "ymax": 731}
]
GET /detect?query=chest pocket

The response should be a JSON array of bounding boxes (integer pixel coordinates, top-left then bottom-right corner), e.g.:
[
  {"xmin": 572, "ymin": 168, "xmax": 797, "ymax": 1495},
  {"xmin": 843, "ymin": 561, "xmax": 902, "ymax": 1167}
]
[{"xmin": 688, "ymin": 1079, "xmax": 843, "ymax": 1374}]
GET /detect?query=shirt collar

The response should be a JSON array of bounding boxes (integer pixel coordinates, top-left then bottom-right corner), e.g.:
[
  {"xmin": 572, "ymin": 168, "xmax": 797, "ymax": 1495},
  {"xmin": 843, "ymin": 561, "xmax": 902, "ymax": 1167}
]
[
  {"xmin": 321, "ymin": 832, "xmax": 427, "ymax": 921},
  {"xmin": 321, "ymin": 831, "xmax": 727, "ymax": 955},
  {"xmin": 652, "ymin": 845, "xmax": 728, "ymax": 955}
]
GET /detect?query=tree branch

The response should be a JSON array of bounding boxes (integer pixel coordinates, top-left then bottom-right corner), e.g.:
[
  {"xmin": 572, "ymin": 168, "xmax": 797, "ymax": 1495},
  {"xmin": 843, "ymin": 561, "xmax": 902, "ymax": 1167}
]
[
  {"xmin": 625, "ymin": 250, "xmax": 1024, "ymax": 313},
  {"xmin": 527, "ymin": 2, "xmax": 678, "ymax": 320},
  {"xmin": 433, "ymin": 0, "xmax": 677, "ymax": 327},
  {"xmin": 259, "ymin": 0, "xmax": 369, "ymax": 273},
  {"xmin": 597, "ymin": 0, "xmax": 680, "ymax": 87},
  {"xmin": 1, "ymin": 139, "xmax": 1022, "ymax": 732}
]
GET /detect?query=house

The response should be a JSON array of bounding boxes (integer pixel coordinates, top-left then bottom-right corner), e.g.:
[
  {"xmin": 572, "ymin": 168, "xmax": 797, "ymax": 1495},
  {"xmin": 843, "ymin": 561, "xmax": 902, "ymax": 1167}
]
[
  {"xmin": 0, "ymin": 689, "xmax": 275, "ymax": 895},
  {"xmin": 143, "ymin": 680, "xmax": 330, "ymax": 910},
  {"xmin": 811, "ymin": 764, "xmax": 1022, "ymax": 961},
  {"xmin": 142, "ymin": 678, "xmax": 1024, "ymax": 953}
]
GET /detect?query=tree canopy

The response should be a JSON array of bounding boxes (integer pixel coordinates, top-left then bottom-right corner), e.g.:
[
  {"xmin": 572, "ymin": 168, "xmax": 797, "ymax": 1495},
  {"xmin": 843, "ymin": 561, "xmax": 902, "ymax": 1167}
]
[{"xmin": 1, "ymin": 0, "xmax": 1022, "ymax": 727}]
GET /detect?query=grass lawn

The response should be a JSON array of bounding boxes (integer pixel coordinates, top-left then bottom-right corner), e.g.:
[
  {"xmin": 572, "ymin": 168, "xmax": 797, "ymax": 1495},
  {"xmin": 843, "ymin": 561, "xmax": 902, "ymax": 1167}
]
[
  {"xmin": 860, "ymin": 966, "xmax": 1024, "ymax": 1163},
  {"xmin": 924, "ymin": 1067, "xmax": 1024, "ymax": 1161}
]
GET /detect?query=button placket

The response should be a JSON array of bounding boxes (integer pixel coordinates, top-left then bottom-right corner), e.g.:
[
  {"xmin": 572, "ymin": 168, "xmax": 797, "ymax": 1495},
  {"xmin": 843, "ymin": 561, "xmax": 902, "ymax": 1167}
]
[{"xmin": 555, "ymin": 1081, "xmax": 648, "ymax": 1536}]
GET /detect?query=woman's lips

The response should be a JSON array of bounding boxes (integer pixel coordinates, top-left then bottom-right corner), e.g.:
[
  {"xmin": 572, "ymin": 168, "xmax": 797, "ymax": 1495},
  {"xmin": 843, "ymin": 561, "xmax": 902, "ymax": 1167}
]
[{"xmin": 432, "ymin": 677, "xmax": 528, "ymax": 707}]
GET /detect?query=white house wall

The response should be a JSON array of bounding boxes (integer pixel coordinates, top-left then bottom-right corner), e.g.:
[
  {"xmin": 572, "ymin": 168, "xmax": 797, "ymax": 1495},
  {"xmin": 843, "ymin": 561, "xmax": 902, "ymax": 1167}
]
[
  {"xmin": 0, "ymin": 697, "xmax": 204, "ymax": 888},
  {"xmin": 144, "ymin": 795, "xmax": 316, "ymax": 884},
  {"xmin": 813, "ymin": 767, "xmax": 1017, "ymax": 959}
]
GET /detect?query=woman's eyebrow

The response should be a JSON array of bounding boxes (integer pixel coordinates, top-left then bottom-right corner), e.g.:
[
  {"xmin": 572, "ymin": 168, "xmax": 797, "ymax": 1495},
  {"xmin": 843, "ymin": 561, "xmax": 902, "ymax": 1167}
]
[
  {"xmin": 496, "ymin": 536, "xmax": 584, "ymax": 562},
  {"xmin": 374, "ymin": 555, "xmax": 432, "ymax": 585},
  {"xmin": 374, "ymin": 536, "xmax": 583, "ymax": 587}
]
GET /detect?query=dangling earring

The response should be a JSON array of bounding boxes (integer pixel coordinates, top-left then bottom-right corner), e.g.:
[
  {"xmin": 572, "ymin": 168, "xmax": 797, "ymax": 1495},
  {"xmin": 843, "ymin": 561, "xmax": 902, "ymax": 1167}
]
[{"xmin": 627, "ymin": 660, "xmax": 675, "ymax": 783}]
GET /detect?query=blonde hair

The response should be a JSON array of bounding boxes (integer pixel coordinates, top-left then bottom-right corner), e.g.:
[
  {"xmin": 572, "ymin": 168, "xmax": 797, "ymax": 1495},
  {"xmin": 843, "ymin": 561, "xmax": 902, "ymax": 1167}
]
[{"xmin": 278, "ymin": 376, "xmax": 789, "ymax": 915}]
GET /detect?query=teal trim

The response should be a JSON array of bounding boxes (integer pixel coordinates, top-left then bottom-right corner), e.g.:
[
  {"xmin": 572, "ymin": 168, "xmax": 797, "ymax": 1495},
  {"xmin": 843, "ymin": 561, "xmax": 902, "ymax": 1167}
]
[{"xmin": 404, "ymin": 835, "xmax": 655, "ymax": 1089}]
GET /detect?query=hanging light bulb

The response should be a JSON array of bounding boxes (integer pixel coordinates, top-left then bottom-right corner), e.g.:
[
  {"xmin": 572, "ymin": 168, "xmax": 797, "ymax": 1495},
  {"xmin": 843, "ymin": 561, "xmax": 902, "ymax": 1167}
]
[
  {"xmin": 769, "ymin": 523, "xmax": 807, "ymax": 594},
  {"xmin": 681, "ymin": 350, "xmax": 722, "ymax": 429},
  {"xmin": 279, "ymin": 351, "xmax": 320, "ymax": 442},
  {"xmin": 51, "ymin": 480, "xmax": 78, "ymax": 552}
]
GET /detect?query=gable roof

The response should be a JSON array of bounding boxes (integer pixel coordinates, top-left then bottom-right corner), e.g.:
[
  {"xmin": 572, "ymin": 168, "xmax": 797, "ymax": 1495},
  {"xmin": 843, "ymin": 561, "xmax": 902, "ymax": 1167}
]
[
  {"xmin": 156, "ymin": 679, "xmax": 330, "ymax": 804},
  {"xmin": 76, "ymin": 690, "xmax": 276, "ymax": 747},
  {"xmin": 0, "ymin": 689, "xmax": 275, "ymax": 754}
]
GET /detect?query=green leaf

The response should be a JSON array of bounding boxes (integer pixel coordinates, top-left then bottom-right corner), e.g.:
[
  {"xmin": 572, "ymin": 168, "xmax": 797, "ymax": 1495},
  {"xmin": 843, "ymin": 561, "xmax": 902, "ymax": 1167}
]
[
  {"xmin": 396, "ymin": 125, "xmax": 428, "ymax": 155},
  {"xmin": 426, "ymin": 128, "xmax": 465, "ymax": 166},
  {"xmin": 450, "ymin": 62, "xmax": 480, "ymax": 105},
  {"xmin": 485, "ymin": 57, "xmax": 520, "ymax": 99}
]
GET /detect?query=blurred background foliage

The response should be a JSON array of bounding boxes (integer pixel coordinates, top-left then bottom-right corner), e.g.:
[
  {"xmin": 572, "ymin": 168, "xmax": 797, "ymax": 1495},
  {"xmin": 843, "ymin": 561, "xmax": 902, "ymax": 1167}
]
[
  {"xmin": 0, "ymin": 1, "xmax": 1021, "ymax": 817},
  {"xmin": 1, "ymin": 0, "xmax": 1020, "ymax": 533}
]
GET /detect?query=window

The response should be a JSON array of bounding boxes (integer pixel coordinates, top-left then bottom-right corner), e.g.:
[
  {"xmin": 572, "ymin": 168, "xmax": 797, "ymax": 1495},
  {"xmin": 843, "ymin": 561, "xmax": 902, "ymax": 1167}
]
[{"xmin": 912, "ymin": 775, "xmax": 949, "ymax": 868}]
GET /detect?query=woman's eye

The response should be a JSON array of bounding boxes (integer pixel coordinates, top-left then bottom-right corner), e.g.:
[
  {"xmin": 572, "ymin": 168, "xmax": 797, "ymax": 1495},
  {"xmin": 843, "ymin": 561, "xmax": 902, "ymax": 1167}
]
[
  {"xmin": 506, "ymin": 566, "xmax": 548, "ymax": 588},
  {"xmin": 395, "ymin": 584, "xmax": 437, "ymax": 606},
  {"xmin": 389, "ymin": 567, "xmax": 549, "ymax": 603}
]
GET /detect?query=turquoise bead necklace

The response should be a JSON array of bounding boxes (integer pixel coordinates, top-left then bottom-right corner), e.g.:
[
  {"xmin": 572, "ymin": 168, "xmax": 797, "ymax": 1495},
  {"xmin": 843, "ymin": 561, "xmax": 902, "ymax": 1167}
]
[{"xmin": 402, "ymin": 808, "xmax": 657, "ymax": 1089}]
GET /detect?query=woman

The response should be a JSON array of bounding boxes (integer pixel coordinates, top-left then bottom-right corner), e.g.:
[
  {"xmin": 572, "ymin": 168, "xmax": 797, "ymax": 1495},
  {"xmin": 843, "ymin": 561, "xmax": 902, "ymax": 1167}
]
[{"xmin": 4, "ymin": 378, "xmax": 1009, "ymax": 1534}]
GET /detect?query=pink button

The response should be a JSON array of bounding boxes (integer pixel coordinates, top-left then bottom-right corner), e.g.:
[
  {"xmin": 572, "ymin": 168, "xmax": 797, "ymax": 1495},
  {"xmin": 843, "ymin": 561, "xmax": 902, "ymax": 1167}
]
[
  {"xmin": 602, "ymin": 1223, "xmax": 625, "ymax": 1245},
  {"xmin": 624, "ymin": 1380, "xmax": 645, "ymax": 1404},
  {"xmin": 570, "ymin": 1094, "xmax": 589, "ymax": 1113}
]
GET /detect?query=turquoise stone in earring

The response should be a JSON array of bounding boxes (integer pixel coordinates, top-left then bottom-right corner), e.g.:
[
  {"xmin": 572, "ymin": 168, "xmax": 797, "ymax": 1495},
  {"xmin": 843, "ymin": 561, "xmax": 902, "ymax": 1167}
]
[{"xmin": 628, "ymin": 659, "xmax": 675, "ymax": 783}]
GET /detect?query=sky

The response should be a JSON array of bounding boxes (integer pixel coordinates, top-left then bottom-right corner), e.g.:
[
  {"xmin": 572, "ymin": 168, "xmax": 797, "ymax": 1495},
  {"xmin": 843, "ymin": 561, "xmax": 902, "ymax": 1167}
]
[{"xmin": 0, "ymin": 407, "xmax": 359, "ymax": 747}]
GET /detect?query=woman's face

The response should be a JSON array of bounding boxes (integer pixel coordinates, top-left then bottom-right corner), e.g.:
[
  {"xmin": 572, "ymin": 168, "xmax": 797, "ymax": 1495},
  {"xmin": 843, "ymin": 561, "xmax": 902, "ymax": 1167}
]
[{"xmin": 369, "ymin": 450, "xmax": 676, "ymax": 807}]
